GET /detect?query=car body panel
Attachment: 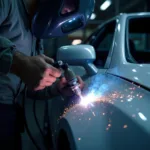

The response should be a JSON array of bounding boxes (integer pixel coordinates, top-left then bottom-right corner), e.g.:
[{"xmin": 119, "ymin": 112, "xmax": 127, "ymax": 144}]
[
  {"xmin": 50, "ymin": 74, "xmax": 150, "ymax": 150},
  {"xmin": 48, "ymin": 13, "xmax": 150, "ymax": 150}
]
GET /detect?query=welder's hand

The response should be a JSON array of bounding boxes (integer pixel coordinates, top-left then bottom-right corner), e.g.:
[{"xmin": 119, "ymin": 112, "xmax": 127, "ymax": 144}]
[
  {"xmin": 11, "ymin": 52, "xmax": 61, "ymax": 90},
  {"xmin": 56, "ymin": 76, "xmax": 85, "ymax": 97}
]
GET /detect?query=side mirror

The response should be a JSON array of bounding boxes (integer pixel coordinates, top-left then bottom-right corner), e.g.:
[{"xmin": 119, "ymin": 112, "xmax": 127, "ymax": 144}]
[{"xmin": 57, "ymin": 44, "xmax": 98, "ymax": 76}]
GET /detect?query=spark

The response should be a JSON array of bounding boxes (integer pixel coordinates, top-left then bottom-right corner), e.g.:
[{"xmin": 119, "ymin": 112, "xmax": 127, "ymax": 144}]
[
  {"xmin": 78, "ymin": 138, "xmax": 81, "ymax": 141},
  {"xmin": 102, "ymin": 113, "xmax": 105, "ymax": 115},
  {"xmin": 130, "ymin": 91, "xmax": 133, "ymax": 94},
  {"xmin": 89, "ymin": 118, "xmax": 91, "ymax": 120},
  {"xmin": 120, "ymin": 95, "xmax": 124, "ymax": 99},
  {"xmin": 106, "ymin": 127, "xmax": 109, "ymax": 131},
  {"xmin": 92, "ymin": 112, "xmax": 96, "ymax": 117},
  {"xmin": 123, "ymin": 125, "xmax": 128, "ymax": 128},
  {"xmin": 127, "ymin": 95, "xmax": 131, "ymax": 98},
  {"xmin": 127, "ymin": 98, "xmax": 133, "ymax": 102},
  {"xmin": 108, "ymin": 124, "xmax": 111, "ymax": 127}
]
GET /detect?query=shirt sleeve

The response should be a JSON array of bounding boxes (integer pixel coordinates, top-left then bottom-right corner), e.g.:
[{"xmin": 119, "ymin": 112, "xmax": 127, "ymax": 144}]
[
  {"xmin": 0, "ymin": 0, "xmax": 16, "ymax": 74},
  {"xmin": 0, "ymin": 36, "xmax": 17, "ymax": 74},
  {"xmin": 0, "ymin": 0, "xmax": 10, "ymax": 24}
]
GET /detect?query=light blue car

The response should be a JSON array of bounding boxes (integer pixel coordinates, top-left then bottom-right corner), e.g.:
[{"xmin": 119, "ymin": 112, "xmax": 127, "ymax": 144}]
[{"xmin": 46, "ymin": 13, "xmax": 150, "ymax": 150}]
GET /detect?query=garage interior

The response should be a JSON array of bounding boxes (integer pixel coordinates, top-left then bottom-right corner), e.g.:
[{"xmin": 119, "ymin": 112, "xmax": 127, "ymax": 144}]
[{"xmin": 1, "ymin": 0, "xmax": 150, "ymax": 150}]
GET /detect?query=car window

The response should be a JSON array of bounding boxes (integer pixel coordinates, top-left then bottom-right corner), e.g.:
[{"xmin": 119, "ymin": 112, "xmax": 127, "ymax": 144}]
[
  {"xmin": 127, "ymin": 17, "xmax": 150, "ymax": 63},
  {"xmin": 86, "ymin": 21, "xmax": 116, "ymax": 67}
]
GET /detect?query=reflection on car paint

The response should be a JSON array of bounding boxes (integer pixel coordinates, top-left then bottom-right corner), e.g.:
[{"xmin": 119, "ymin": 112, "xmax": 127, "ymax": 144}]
[{"xmin": 56, "ymin": 74, "xmax": 150, "ymax": 150}]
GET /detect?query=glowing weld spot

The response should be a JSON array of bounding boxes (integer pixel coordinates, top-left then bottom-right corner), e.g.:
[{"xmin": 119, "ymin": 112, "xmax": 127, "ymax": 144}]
[{"xmin": 80, "ymin": 92, "xmax": 98, "ymax": 107}]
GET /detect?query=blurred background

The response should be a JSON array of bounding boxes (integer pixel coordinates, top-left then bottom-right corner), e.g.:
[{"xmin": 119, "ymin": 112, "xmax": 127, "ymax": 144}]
[{"xmin": 44, "ymin": 0, "xmax": 150, "ymax": 58}]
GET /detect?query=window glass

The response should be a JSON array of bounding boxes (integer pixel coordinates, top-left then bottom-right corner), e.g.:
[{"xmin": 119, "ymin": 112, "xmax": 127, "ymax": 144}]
[
  {"xmin": 127, "ymin": 17, "xmax": 150, "ymax": 63},
  {"xmin": 85, "ymin": 21, "xmax": 116, "ymax": 67},
  {"xmin": 97, "ymin": 34, "xmax": 114, "ymax": 51}
]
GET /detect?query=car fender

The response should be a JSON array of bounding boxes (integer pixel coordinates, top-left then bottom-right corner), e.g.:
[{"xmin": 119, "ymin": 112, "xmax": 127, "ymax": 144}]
[{"xmin": 51, "ymin": 74, "xmax": 150, "ymax": 150}]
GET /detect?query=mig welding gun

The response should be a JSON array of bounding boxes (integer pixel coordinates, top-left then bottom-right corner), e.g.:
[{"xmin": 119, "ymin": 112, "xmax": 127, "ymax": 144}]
[{"xmin": 53, "ymin": 61, "xmax": 82, "ymax": 98}]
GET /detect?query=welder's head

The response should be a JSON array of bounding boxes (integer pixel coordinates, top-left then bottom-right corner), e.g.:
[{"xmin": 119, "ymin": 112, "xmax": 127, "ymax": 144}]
[{"xmin": 32, "ymin": 0, "xmax": 95, "ymax": 39}]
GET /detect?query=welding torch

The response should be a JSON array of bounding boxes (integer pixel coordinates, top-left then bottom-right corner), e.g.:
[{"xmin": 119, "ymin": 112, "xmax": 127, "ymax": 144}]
[{"xmin": 53, "ymin": 61, "xmax": 82, "ymax": 98}]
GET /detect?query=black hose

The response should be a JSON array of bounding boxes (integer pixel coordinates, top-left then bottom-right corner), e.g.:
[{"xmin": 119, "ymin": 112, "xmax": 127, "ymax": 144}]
[
  {"xmin": 33, "ymin": 99, "xmax": 45, "ymax": 139},
  {"xmin": 23, "ymin": 86, "xmax": 41, "ymax": 150}
]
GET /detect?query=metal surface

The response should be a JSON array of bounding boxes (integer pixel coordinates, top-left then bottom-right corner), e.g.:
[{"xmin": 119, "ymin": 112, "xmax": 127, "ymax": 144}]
[
  {"xmin": 57, "ymin": 44, "xmax": 96, "ymax": 61},
  {"xmin": 58, "ymin": 74, "xmax": 150, "ymax": 150},
  {"xmin": 107, "ymin": 13, "xmax": 150, "ymax": 89},
  {"xmin": 48, "ymin": 13, "xmax": 150, "ymax": 150}
]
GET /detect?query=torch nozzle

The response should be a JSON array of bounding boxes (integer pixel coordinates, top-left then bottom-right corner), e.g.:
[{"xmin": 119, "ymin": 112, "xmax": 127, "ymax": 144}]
[{"xmin": 53, "ymin": 61, "xmax": 83, "ymax": 99}]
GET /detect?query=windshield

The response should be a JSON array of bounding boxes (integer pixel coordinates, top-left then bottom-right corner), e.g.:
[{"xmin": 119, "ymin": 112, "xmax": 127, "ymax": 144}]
[{"xmin": 127, "ymin": 17, "xmax": 150, "ymax": 63}]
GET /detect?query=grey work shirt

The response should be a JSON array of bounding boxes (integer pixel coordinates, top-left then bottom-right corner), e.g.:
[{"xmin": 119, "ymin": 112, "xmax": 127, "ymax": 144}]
[{"xmin": 0, "ymin": 0, "xmax": 53, "ymax": 104}]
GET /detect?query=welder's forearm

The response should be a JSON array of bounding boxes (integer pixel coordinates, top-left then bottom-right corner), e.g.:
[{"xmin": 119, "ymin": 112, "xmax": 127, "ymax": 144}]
[
  {"xmin": 10, "ymin": 51, "xmax": 28, "ymax": 76},
  {"xmin": 0, "ymin": 36, "xmax": 18, "ymax": 74}
]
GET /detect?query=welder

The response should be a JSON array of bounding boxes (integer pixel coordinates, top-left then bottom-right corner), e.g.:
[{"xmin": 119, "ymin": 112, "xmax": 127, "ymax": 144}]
[{"xmin": 0, "ymin": 0, "xmax": 94, "ymax": 149}]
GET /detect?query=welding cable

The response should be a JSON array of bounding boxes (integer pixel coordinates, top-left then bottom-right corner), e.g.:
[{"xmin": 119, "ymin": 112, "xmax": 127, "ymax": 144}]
[
  {"xmin": 33, "ymin": 99, "xmax": 46, "ymax": 140},
  {"xmin": 23, "ymin": 86, "xmax": 41, "ymax": 150},
  {"xmin": 33, "ymin": 94, "xmax": 53, "ymax": 150}
]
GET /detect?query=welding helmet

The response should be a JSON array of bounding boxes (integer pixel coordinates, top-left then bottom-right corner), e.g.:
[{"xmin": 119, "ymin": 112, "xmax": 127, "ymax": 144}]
[{"xmin": 32, "ymin": 0, "xmax": 95, "ymax": 39}]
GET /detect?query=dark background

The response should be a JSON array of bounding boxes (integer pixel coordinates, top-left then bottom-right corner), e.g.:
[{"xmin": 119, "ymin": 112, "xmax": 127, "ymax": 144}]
[{"xmin": 44, "ymin": 0, "xmax": 150, "ymax": 59}]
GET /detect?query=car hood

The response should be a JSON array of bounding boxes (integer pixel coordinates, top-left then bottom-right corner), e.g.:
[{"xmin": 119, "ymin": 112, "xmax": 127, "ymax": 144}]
[{"xmin": 107, "ymin": 63, "xmax": 150, "ymax": 89}]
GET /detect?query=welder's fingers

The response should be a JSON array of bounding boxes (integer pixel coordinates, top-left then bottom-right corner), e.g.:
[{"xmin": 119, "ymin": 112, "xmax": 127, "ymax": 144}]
[
  {"xmin": 76, "ymin": 76, "xmax": 85, "ymax": 89},
  {"xmin": 46, "ymin": 67, "xmax": 62, "ymax": 78},
  {"xmin": 39, "ymin": 80, "xmax": 53, "ymax": 87},
  {"xmin": 41, "ymin": 54, "xmax": 54, "ymax": 64},
  {"xmin": 59, "ymin": 77, "xmax": 67, "ymax": 88},
  {"xmin": 43, "ymin": 71, "xmax": 57, "ymax": 83}
]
